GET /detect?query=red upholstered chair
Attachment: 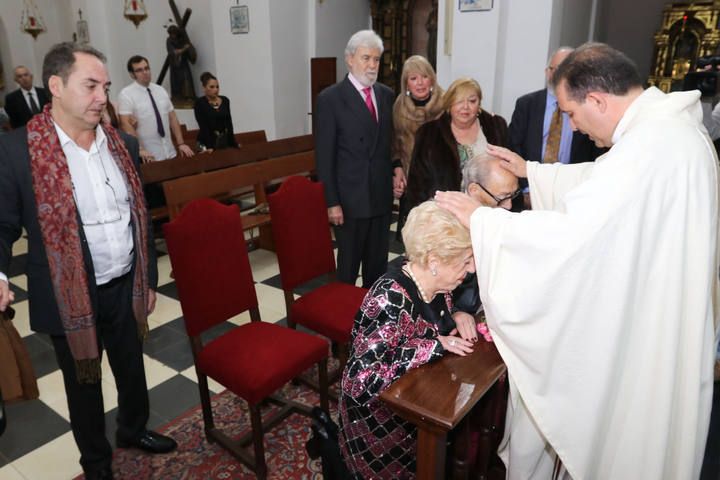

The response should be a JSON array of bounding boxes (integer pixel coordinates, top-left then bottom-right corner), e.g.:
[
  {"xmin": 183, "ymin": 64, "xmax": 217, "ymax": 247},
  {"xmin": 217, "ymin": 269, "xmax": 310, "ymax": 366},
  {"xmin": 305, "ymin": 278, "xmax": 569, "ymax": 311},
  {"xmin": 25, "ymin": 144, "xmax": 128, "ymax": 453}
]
[
  {"xmin": 162, "ymin": 198, "xmax": 329, "ymax": 480},
  {"xmin": 267, "ymin": 176, "xmax": 368, "ymax": 379}
]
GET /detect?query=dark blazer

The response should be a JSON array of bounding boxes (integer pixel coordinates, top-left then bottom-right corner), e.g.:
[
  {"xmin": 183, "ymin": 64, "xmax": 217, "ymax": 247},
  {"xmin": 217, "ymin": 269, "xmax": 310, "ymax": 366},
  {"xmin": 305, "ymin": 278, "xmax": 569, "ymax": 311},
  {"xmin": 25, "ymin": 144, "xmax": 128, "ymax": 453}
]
[
  {"xmin": 315, "ymin": 76, "xmax": 395, "ymax": 219},
  {"xmin": 508, "ymin": 88, "xmax": 604, "ymax": 164},
  {"xmin": 0, "ymin": 127, "xmax": 158, "ymax": 335},
  {"xmin": 404, "ymin": 110, "xmax": 509, "ymax": 214},
  {"xmin": 4, "ymin": 87, "xmax": 50, "ymax": 129}
]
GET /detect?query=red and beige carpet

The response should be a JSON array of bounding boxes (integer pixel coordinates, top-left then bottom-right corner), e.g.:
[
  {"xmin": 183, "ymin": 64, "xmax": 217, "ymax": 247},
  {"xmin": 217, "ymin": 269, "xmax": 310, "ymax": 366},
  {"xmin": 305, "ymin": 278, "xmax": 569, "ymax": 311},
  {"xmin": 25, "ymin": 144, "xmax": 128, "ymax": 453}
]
[{"xmin": 75, "ymin": 383, "xmax": 334, "ymax": 480}]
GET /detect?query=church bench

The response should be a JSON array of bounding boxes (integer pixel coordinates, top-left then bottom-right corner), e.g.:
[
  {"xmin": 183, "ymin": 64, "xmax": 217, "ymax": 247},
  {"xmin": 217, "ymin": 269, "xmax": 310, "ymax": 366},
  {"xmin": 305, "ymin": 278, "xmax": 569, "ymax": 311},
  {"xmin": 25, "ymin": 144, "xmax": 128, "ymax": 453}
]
[
  {"xmin": 162, "ymin": 150, "xmax": 316, "ymax": 249},
  {"xmin": 140, "ymin": 133, "xmax": 313, "ymax": 221}
]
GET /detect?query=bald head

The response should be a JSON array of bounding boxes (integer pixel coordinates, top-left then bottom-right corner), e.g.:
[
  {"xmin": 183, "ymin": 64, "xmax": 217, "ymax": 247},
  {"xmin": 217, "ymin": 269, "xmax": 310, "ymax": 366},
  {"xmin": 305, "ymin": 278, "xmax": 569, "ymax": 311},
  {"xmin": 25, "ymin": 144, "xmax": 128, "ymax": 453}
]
[
  {"xmin": 14, "ymin": 66, "xmax": 34, "ymax": 90},
  {"xmin": 546, "ymin": 47, "xmax": 573, "ymax": 89},
  {"xmin": 462, "ymin": 153, "xmax": 519, "ymax": 210}
]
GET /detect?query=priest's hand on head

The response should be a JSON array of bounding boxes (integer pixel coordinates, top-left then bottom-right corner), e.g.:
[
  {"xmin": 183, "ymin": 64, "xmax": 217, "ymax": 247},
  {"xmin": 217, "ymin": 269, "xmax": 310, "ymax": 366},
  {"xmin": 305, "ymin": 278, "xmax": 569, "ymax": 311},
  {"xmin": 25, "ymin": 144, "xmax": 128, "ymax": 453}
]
[
  {"xmin": 434, "ymin": 191, "xmax": 480, "ymax": 229},
  {"xmin": 0, "ymin": 280, "xmax": 14, "ymax": 312},
  {"xmin": 487, "ymin": 144, "xmax": 528, "ymax": 178}
]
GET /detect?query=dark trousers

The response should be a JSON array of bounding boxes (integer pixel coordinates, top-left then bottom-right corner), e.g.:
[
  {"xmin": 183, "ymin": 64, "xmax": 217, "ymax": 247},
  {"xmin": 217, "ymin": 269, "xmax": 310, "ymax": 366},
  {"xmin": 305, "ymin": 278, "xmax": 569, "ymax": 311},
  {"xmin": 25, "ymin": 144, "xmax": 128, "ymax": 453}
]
[
  {"xmin": 334, "ymin": 213, "xmax": 391, "ymax": 288},
  {"xmin": 51, "ymin": 272, "xmax": 149, "ymax": 474}
]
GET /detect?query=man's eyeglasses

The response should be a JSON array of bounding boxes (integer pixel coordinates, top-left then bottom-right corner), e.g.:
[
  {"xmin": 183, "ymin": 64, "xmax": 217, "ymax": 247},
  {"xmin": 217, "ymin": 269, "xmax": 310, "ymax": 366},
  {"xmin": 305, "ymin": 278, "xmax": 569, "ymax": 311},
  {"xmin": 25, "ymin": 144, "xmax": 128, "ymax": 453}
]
[
  {"xmin": 476, "ymin": 183, "xmax": 522, "ymax": 207},
  {"xmin": 133, "ymin": 66, "xmax": 150, "ymax": 73}
]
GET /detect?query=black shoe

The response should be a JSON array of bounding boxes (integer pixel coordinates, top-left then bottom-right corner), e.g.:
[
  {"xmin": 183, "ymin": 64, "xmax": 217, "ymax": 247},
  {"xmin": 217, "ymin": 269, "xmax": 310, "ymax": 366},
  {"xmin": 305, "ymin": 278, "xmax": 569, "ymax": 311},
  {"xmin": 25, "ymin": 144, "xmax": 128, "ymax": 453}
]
[
  {"xmin": 116, "ymin": 430, "xmax": 177, "ymax": 454},
  {"xmin": 84, "ymin": 465, "xmax": 113, "ymax": 480}
]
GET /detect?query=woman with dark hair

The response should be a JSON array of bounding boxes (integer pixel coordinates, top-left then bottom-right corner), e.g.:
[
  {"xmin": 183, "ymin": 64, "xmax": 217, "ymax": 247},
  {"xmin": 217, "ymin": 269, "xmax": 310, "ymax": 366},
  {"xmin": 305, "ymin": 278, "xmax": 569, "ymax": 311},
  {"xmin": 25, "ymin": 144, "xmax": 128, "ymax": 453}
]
[{"xmin": 193, "ymin": 72, "xmax": 238, "ymax": 152}]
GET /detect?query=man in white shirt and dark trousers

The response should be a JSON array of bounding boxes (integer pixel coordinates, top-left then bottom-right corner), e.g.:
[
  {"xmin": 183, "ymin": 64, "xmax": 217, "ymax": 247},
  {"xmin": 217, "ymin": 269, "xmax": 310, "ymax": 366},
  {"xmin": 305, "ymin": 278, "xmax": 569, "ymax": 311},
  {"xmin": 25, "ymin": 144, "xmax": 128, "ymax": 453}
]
[
  {"xmin": 0, "ymin": 42, "xmax": 176, "ymax": 480},
  {"xmin": 118, "ymin": 55, "xmax": 194, "ymax": 208}
]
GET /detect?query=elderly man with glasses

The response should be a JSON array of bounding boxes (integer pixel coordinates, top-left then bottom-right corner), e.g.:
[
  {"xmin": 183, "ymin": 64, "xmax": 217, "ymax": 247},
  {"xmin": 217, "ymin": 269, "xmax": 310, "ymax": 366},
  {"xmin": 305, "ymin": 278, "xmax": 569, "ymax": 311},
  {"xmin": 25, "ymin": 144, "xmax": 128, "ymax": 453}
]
[{"xmin": 462, "ymin": 152, "xmax": 521, "ymax": 210}]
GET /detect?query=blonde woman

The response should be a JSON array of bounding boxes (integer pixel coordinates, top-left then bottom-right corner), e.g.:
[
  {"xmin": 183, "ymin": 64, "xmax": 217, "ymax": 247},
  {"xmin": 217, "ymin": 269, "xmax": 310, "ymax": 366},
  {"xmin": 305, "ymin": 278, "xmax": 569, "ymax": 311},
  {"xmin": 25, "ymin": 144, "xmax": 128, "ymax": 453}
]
[
  {"xmin": 339, "ymin": 201, "xmax": 476, "ymax": 479},
  {"xmin": 403, "ymin": 77, "xmax": 508, "ymax": 221}
]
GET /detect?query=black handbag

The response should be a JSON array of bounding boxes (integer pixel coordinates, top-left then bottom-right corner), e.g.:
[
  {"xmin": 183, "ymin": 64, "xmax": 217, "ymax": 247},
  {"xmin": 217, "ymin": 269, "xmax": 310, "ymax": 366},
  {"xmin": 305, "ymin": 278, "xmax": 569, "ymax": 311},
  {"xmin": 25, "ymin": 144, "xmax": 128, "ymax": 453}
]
[{"xmin": 305, "ymin": 407, "xmax": 350, "ymax": 479}]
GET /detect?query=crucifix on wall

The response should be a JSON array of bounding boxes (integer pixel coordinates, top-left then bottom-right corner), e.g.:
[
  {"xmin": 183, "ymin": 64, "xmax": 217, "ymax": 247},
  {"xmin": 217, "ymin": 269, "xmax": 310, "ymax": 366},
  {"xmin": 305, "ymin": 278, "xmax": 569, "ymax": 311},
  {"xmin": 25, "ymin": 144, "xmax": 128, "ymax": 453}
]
[{"xmin": 157, "ymin": 0, "xmax": 197, "ymax": 108}]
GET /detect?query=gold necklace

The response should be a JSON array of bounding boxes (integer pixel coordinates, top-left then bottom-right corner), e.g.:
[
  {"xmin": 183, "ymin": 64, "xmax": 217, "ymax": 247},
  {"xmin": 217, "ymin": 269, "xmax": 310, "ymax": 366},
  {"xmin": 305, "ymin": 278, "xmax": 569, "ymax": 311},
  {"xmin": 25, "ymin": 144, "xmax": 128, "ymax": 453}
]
[{"xmin": 404, "ymin": 263, "xmax": 430, "ymax": 303}]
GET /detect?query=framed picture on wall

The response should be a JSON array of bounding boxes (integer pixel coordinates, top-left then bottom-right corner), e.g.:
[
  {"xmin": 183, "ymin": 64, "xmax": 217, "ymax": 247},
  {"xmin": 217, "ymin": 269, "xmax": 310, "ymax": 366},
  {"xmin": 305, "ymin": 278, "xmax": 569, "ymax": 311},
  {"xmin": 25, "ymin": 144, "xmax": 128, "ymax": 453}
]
[
  {"xmin": 459, "ymin": 0, "xmax": 493, "ymax": 12},
  {"xmin": 230, "ymin": 5, "xmax": 249, "ymax": 34}
]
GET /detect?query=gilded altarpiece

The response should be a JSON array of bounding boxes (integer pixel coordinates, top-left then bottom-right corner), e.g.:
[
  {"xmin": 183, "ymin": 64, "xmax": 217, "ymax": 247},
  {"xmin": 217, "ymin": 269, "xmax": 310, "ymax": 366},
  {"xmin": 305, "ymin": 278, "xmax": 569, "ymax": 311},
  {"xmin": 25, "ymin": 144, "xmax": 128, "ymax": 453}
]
[
  {"xmin": 648, "ymin": 1, "xmax": 720, "ymax": 92},
  {"xmin": 371, "ymin": 0, "xmax": 437, "ymax": 93}
]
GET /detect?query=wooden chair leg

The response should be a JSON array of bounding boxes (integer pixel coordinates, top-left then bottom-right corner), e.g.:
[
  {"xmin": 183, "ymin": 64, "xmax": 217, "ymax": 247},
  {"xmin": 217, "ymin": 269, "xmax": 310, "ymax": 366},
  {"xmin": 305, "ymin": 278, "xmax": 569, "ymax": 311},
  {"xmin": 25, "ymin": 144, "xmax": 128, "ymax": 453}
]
[
  {"xmin": 249, "ymin": 404, "xmax": 267, "ymax": 480},
  {"xmin": 318, "ymin": 357, "xmax": 329, "ymax": 414},
  {"xmin": 283, "ymin": 290, "xmax": 296, "ymax": 329},
  {"xmin": 196, "ymin": 371, "xmax": 215, "ymax": 439},
  {"xmin": 337, "ymin": 341, "xmax": 349, "ymax": 373}
]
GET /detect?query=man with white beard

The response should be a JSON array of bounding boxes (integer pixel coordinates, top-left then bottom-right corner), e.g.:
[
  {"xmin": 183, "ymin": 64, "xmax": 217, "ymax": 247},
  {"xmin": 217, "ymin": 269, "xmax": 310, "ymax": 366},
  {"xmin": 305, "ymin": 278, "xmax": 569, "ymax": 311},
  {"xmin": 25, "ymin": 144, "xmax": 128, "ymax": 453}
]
[{"xmin": 316, "ymin": 30, "xmax": 400, "ymax": 287}]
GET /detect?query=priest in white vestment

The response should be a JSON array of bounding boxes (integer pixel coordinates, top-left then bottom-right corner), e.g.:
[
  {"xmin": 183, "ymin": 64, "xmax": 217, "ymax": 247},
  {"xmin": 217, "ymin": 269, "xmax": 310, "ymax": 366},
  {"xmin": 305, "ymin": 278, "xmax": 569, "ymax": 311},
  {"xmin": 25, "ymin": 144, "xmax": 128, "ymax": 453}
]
[{"xmin": 437, "ymin": 43, "xmax": 719, "ymax": 480}]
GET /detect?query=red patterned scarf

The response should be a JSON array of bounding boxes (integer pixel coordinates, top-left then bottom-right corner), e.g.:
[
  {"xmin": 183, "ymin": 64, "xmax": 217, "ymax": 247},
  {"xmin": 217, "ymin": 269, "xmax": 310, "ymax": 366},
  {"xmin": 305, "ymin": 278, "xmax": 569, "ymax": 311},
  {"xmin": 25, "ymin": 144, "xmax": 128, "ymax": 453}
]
[{"xmin": 26, "ymin": 105, "xmax": 150, "ymax": 383}]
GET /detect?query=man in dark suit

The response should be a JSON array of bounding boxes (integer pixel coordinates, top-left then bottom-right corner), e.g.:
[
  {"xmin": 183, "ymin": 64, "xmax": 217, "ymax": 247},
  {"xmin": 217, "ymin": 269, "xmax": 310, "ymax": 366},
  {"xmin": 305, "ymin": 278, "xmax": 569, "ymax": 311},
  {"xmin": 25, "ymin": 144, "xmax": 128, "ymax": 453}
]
[
  {"xmin": 509, "ymin": 47, "xmax": 605, "ymax": 167},
  {"xmin": 0, "ymin": 42, "xmax": 175, "ymax": 480},
  {"xmin": 316, "ymin": 30, "xmax": 402, "ymax": 288},
  {"xmin": 4, "ymin": 65, "xmax": 49, "ymax": 128}
]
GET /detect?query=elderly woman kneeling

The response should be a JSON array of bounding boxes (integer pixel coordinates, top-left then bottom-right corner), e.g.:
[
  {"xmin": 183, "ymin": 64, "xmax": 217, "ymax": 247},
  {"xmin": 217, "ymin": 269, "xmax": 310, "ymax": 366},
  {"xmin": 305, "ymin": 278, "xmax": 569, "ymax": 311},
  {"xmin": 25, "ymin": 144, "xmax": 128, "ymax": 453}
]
[{"xmin": 339, "ymin": 201, "xmax": 476, "ymax": 479}]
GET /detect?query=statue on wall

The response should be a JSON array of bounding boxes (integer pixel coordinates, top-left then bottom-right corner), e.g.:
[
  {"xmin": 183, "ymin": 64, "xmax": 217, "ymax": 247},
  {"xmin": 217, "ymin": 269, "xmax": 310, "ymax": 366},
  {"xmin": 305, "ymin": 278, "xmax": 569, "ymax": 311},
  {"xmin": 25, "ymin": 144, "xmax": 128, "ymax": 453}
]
[{"xmin": 166, "ymin": 24, "xmax": 196, "ymax": 107}]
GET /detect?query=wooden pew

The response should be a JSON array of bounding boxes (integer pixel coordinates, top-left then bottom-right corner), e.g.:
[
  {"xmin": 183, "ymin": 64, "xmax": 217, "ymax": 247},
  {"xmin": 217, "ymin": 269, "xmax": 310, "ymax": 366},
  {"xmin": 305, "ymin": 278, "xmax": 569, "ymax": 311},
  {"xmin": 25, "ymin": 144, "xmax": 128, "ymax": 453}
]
[
  {"xmin": 140, "ymin": 133, "xmax": 312, "ymax": 185},
  {"xmin": 162, "ymin": 151, "xmax": 315, "ymax": 249},
  {"xmin": 140, "ymin": 132, "xmax": 313, "ymax": 221},
  {"xmin": 179, "ymin": 125, "xmax": 267, "ymax": 152}
]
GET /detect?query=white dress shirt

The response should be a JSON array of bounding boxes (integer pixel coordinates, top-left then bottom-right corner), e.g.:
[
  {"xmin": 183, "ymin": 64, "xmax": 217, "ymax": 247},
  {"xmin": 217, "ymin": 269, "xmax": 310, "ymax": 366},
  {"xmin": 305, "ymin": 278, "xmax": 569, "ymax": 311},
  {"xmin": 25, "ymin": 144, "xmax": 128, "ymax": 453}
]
[
  {"xmin": 117, "ymin": 81, "xmax": 177, "ymax": 160},
  {"xmin": 0, "ymin": 125, "xmax": 135, "ymax": 285},
  {"xmin": 56, "ymin": 123, "xmax": 134, "ymax": 285}
]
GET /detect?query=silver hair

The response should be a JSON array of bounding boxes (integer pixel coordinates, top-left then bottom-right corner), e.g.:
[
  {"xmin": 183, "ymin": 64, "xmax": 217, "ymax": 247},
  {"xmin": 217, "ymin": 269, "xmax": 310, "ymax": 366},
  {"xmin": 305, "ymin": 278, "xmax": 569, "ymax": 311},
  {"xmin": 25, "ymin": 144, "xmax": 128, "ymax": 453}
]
[
  {"xmin": 547, "ymin": 46, "xmax": 574, "ymax": 67},
  {"xmin": 344, "ymin": 30, "xmax": 384, "ymax": 57},
  {"xmin": 461, "ymin": 152, "xmax": 495, "ymax": 192}
]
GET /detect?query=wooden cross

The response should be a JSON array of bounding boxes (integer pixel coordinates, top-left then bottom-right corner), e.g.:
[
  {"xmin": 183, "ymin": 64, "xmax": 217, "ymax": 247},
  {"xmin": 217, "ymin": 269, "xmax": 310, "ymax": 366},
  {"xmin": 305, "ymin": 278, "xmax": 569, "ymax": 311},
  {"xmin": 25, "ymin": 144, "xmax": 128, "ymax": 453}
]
[{"xmin": 156, "ymin": 0, "xmax": 192, "ymax": 85}]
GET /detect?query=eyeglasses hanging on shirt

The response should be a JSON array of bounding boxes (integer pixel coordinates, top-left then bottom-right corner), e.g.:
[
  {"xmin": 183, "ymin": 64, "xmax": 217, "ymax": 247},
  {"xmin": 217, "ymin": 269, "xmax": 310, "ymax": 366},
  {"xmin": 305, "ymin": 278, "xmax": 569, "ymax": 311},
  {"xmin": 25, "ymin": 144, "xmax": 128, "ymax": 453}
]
[{"xmin": 71, "ymin": 146, "xmax": 130, "ymax": 226}]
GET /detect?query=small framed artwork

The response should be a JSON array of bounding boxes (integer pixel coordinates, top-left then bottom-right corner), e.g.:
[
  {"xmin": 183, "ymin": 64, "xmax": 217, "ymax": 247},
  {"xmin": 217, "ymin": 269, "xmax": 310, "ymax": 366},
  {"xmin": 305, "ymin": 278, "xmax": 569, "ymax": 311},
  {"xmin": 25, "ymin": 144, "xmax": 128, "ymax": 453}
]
[
  {"xmin": 230, "ymin": 5, "xmax": 249, "ymax": 34},
  {"xmin": 459, "ymin": 0, "xmax": 493, "ymax": 12}
]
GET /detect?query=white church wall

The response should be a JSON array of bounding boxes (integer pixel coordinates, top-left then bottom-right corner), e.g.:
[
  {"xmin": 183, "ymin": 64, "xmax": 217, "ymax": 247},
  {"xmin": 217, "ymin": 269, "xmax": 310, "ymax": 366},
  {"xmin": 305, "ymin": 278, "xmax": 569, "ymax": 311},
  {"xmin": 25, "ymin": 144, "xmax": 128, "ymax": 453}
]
[
  {"xmin": 314, "ymin": 0, "xmax": 371, "ymax": 85},
  {"xmin": 0, "ymin": 0, "xmax": 73, "ymax": 101},
  {"xmin": 436, "ymin": 0, "xmax": 597, "ymax": 121},
  {"xmin": 270, "ymin": 0, "xmax": 310, "ymax": 138}
]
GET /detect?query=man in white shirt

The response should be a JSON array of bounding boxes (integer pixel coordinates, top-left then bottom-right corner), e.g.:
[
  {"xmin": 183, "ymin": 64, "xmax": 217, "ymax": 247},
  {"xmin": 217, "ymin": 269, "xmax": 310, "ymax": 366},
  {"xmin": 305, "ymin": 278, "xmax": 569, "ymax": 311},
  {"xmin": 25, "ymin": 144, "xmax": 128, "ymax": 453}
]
[
  {"xmin": 4, "ymin": 65, "xmax": 50, "ymax": 128},
  {"xmin": 117, "ymin": 55, "xmax": 194, "ymax": 162},
  {"xmin": 437, "ymin": 42, "xmax": 718, "ymax": 480},
  {"xmin": 0, "ymin": 42, "xmax": 176, "ymax": 480}
]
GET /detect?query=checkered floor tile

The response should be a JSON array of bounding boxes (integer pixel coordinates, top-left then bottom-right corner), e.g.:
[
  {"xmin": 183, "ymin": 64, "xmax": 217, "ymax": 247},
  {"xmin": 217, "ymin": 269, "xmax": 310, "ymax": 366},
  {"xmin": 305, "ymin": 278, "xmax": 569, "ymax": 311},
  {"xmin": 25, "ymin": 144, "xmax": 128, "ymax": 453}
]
[{"xmin": 1, "ymin": 214, "xmax": 402, "ymax": 479}]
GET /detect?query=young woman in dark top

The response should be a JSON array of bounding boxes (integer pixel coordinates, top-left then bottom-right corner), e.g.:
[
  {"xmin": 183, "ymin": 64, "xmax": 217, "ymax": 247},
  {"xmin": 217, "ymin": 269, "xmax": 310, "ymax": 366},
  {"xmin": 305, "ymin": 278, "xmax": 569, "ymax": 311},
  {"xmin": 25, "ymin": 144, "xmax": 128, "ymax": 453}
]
[{"xmin": 193, "ymin": 72, "xmax": 238, "ymax": 152}]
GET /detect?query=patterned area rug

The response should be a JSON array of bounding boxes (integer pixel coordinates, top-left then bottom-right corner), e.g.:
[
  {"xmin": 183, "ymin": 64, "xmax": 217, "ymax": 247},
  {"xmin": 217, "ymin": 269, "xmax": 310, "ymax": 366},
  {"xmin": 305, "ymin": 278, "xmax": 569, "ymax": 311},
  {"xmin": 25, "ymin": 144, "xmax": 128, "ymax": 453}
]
[{"xmin": 75, "ymin": 380, "xmax": 337, "ymax": 480}]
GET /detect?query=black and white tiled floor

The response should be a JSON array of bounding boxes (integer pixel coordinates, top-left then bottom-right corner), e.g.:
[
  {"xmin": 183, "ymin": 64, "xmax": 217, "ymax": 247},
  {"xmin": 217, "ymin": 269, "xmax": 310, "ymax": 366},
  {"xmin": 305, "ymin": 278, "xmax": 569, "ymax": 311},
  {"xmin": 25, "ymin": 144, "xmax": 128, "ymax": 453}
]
[{"xmin": 0, "ymin": 215, "xmax": 404, "ymax": 480}]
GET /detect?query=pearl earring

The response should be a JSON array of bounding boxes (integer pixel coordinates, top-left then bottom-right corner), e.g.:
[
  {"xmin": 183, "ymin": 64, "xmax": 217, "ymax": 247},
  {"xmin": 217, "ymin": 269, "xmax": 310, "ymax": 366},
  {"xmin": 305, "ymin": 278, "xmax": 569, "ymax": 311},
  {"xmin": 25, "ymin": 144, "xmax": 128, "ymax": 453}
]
[
  {"xmin": 431, "ymin": 266, "xmax": 437, "ymax": 276},
  {"xmin": 406, "ymin": 90, "xmax": 411, "ymax": 96}
]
